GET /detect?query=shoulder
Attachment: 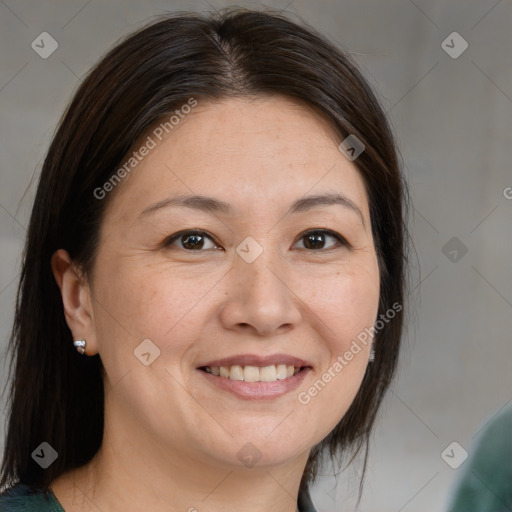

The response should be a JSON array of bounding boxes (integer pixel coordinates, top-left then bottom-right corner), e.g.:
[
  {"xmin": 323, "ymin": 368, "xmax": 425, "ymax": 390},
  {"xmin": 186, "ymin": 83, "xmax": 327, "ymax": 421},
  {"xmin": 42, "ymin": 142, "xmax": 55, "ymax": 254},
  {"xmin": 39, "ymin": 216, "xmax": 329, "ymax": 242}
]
[
  {"xmin": 447, "ymin": 404, "xmax": 512, "ymax": 512},
  {"xmin": 469, "ymin": 403, "xmax": 512, "ymax": 470},
  {"xmin": 0, "ymin": 483, "xmax": 64, "ymax": 511}
]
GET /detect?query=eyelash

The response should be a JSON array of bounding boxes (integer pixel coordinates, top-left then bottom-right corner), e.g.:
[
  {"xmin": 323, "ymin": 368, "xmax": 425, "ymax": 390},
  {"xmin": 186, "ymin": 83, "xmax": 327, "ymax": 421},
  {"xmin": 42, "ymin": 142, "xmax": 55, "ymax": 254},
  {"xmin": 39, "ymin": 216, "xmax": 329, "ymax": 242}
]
[{"xmin": 163, "ymin": 229, "xmax": 349, "ymax": 252}]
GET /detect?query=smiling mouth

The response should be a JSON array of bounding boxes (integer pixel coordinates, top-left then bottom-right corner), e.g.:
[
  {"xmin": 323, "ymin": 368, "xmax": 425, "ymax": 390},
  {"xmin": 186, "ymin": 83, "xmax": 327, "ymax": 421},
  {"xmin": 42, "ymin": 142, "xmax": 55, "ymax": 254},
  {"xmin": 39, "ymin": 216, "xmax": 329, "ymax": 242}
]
[{"xmin": 199, "ymin": 364, "xmax": 307, "ymax": 383}]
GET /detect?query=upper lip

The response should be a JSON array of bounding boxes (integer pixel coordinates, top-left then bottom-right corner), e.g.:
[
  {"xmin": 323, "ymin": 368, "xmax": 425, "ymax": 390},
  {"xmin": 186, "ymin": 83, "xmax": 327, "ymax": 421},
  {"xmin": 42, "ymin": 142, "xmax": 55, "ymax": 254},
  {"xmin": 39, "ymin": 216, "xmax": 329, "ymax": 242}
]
[{"xmin": 198, "ymin": 353, "xmax": 312, "ymax": 369}]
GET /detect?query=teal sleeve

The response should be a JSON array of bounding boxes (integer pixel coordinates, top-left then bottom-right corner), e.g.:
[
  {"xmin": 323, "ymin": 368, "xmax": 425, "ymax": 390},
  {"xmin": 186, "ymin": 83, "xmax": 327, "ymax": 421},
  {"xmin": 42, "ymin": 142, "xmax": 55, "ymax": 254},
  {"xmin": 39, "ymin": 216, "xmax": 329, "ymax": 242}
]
[
  {"xmin": 0, "ymin": 483, "xmax": 65, "ymax": 511},
  {"xmin": 447, "ymin": 404, "xmax": 512, "ymax": 512}
]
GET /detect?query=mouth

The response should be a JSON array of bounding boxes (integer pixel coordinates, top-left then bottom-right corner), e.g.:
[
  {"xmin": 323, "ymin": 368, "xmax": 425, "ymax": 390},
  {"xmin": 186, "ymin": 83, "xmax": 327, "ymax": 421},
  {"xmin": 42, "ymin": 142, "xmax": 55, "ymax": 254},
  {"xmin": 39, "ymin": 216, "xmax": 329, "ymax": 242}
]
[
  {"xmin": 196, "ymin": 354, "xmax": 313, "ymax": 400},
  {"xmin": 199, "ymin": 364, "xmax": 306, "ymax": 382}
]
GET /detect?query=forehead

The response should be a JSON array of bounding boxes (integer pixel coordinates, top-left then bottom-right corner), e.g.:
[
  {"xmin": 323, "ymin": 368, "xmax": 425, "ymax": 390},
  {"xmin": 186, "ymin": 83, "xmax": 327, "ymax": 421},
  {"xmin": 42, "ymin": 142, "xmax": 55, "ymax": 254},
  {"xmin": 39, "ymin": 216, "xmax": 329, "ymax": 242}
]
[{"xmin": 104, "ymin": 95, "xmax": 370, "ymax": 223}]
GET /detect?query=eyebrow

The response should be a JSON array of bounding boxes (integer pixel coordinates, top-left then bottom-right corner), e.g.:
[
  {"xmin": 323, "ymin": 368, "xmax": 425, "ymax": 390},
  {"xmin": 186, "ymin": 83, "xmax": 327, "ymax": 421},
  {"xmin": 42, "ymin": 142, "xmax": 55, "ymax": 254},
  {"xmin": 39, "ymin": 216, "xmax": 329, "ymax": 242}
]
[{"xmin": 139, "ymin": 193, "xmax": 365, "ymax": 227}]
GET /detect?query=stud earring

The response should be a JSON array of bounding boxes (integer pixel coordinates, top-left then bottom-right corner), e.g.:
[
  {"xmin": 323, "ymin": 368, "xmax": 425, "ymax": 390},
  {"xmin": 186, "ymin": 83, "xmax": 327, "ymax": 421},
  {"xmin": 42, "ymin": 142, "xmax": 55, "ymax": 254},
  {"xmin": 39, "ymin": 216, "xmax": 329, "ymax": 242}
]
[
  {"xmin": 73, "ymin": 339, "xmax": 86, "ymax": 355},
  {"xmin": 369, "ymin": 344, "xmax": 375, "ymax": 362}
]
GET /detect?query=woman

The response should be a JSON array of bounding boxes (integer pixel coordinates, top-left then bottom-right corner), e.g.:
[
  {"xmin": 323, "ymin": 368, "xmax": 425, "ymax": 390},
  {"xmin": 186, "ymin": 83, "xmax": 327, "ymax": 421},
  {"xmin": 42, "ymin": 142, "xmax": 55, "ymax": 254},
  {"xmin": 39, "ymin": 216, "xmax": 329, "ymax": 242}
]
[{"xmin": 0, "ymin": 7, "xmax": 408, "ymax": 511}]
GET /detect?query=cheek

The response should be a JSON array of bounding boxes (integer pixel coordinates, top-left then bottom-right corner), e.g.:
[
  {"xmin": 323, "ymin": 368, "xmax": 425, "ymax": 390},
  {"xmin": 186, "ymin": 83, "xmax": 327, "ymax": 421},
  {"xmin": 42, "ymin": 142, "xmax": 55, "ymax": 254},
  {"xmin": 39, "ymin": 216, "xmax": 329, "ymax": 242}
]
[
  {"xmin": 293, "ymin": 268, "xmax": 379, "ymax": 440},
  {"xmin": 94, "ymin": 260, "xmax": 198, "ymax": 332},
  {"xmin": 90, "ymin": 261, "xmax": 206, "ymax": 378},
  {"xmin": 299, "ymin": 263, "xmax": 380, "ymax": 351}
]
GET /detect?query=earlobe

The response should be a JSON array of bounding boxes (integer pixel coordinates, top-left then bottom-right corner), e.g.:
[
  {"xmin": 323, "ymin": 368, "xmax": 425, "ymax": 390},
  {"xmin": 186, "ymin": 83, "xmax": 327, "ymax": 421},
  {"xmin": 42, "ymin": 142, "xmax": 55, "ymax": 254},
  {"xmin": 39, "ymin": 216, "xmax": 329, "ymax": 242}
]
[{"xmin": 51, "ymin": 249, "xmax": 98, "ymax": 355}]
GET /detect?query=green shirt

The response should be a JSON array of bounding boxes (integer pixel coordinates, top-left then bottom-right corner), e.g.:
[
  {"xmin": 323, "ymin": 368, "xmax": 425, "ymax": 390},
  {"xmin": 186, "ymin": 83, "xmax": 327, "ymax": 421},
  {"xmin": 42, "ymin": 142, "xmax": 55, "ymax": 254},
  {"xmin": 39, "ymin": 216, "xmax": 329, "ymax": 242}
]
[
  {"xmin": 0, "ymin": 484, "xmax": 64, "ymax": 511},
  {"xmin": 0, "ymin": 482, "xmax": 317, "ymax": 511},
  {"xmin": 447, "ymin": 403, "xmax": 512, "ymax": 512}
]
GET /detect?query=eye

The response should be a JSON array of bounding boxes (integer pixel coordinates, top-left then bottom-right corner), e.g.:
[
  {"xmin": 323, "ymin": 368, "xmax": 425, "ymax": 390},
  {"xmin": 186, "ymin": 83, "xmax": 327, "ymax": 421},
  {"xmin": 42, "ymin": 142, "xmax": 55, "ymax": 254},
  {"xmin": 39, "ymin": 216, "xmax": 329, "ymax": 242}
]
[
  {"xmin": 293, "ymin": 229, "xmax": 348, "ymax": 251},
  {"xmin": 163, "ymin": 230, "xmax": 220, "ymax": 251},
  {"xmin": 163, "ymin": 228, "xmax": 348, "ymax": 252}
]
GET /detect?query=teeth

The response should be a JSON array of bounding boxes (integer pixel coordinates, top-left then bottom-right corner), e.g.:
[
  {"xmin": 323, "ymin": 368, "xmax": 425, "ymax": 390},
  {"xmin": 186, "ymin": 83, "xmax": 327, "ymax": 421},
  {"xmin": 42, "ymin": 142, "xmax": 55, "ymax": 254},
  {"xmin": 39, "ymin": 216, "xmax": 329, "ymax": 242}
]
[
  {"xmin": 204, "ymin": 364, "xmax": 302, "ymax": 382},
  {"xmin": 276, "ymin": 364, "xmax": 288, "ymax": 380},
  {"xmin": 260, "ymin": 365, "xmax": 277, "ymax": 382},
  {"xmin": 230, "ymin": 365, "xmax": 244, "ymax": 381},
  {"xmin": 244, "ymin": 365, "xmax": 260, "ymax": 382}
]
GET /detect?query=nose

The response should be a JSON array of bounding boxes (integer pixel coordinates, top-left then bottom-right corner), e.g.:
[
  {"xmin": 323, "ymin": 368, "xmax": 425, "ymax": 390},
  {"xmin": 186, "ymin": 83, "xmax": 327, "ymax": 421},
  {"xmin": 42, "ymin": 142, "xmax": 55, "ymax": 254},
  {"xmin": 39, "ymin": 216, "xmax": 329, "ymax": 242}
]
[{"xmin": 219, "ymin": 251, "xmax": 303, "ymax": 337}]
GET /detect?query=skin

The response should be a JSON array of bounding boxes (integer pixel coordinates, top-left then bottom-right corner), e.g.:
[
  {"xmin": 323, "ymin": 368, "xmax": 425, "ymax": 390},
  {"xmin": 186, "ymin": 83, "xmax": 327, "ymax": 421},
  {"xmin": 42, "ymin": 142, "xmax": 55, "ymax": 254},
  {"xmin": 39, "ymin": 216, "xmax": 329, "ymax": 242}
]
[{"xmin": 51, "ymin": 95, "xmax": 380, "ymax": 512}]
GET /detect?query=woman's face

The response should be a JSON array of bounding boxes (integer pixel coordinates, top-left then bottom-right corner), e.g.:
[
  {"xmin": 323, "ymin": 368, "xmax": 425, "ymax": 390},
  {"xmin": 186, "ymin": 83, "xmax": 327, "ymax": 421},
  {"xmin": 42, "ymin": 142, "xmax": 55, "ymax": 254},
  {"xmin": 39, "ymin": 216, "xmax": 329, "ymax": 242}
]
[{"xmin": 82, "ymin": 96, "xmax": 380, "ymax": 471}]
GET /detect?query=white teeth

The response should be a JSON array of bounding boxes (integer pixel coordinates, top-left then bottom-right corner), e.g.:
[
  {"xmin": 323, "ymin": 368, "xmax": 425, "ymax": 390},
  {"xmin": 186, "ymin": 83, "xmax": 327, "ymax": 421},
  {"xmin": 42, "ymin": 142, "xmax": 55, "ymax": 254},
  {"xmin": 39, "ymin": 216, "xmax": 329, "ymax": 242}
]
[
  {"xmin": 260, "ymin": 365, "xmax": 277, "ymax": 382},
  {"xmin": 243, "ymin": 366, "xmax": 260, "ymax": 382},
  {"xmin": 276, "ymin": 364, "xmax": 288, "ymax": 380},
  {"xmin": 204, "ymin": 364, "xmax": 303, "ymax": 382},
  {"xmin": 230, "ymin": 365, "xmax": 244, "ymax": 381}
]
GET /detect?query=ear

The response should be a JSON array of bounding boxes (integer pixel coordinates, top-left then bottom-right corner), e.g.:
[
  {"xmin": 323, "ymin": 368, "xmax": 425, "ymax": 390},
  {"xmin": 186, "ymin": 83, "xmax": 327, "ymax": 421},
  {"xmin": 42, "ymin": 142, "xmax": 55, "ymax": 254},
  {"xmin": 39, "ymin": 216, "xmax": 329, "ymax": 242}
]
[{"xmin": 51, "ymin": 249, "xmax": 99, "ymax": 355}]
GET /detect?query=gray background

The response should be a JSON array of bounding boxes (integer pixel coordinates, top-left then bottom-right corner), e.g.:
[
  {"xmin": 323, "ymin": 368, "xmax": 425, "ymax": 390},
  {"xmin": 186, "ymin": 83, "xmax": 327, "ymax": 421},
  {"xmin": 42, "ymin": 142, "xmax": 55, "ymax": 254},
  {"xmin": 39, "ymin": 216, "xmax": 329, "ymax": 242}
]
[{"xmin": 1, "ymin": 0, "xmax": 511, "ymax": 511}]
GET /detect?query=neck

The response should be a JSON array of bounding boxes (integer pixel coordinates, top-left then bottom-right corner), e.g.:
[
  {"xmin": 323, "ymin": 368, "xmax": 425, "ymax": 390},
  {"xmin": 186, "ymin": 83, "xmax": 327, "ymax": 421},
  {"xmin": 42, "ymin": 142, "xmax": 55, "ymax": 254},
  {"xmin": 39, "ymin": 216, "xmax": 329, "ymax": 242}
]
[{"xmin": 51, "ymin": 410, "xmax": 310, "ymax": 511}]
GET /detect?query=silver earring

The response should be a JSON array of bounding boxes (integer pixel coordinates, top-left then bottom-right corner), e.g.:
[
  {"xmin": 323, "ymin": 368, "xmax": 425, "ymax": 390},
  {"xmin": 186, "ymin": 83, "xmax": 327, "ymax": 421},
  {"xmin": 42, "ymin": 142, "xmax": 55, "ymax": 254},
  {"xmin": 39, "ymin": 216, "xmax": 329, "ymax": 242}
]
[
  {"xmin": 73, "ymin": 339, "xmax": 86, "ymax": 355},
  {"xmin": 369, "ymin": 344, "xmax": 375, "ymax": 362}
]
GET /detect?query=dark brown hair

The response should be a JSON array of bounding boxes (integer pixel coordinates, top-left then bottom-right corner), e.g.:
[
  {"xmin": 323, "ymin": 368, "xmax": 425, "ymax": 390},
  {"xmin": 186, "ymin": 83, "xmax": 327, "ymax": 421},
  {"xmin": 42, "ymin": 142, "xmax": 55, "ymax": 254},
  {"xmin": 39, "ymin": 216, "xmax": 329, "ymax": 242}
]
[{"xmin": 1, "ymin": 6, "xmax": 408, "ymax": 502}]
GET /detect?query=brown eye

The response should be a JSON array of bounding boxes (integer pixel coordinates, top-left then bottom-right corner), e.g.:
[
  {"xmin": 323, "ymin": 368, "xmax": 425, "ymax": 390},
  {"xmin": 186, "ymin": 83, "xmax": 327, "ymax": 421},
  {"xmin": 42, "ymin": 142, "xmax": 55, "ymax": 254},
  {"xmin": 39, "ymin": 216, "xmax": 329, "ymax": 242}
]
[
  {"xmin": 294, "ymin": 230, "xmax": 348, "ymax": 251},
  {"xmin": 164, "ymin": 230, "xmax": 219, "ymax": 251}
]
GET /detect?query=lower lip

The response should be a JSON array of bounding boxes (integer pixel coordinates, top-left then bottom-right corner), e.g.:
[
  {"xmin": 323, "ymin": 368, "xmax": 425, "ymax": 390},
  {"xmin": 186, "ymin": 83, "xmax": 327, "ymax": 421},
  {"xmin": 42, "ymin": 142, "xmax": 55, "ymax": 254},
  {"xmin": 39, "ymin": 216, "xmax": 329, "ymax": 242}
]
[{"xmin": 198, "ymin": 367, "xmax": 312, "ymax": 400}]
